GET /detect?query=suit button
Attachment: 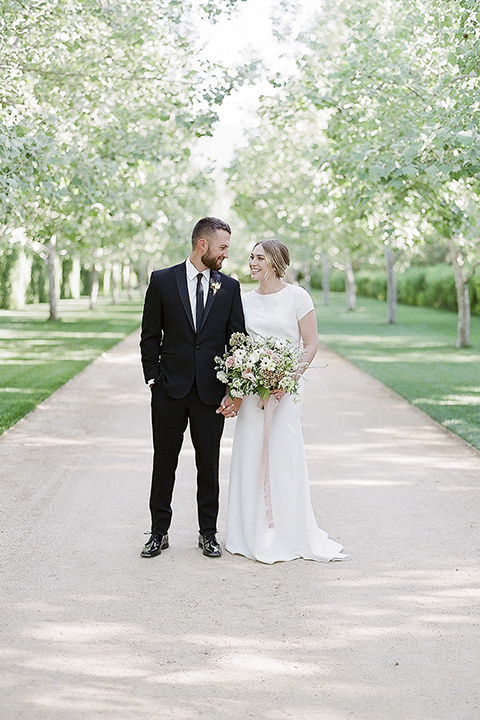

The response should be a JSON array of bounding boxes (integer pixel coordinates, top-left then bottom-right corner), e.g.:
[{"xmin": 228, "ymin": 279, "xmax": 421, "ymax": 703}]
[{"xmin": 196, "ymin": 345, "xmax": 200, "ymax": 350}]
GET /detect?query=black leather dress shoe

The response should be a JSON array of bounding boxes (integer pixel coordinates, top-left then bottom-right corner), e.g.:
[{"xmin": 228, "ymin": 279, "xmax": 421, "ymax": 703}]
[
  {"xmin": 198, "ymin": 533, "xmax": 222, "ymax": 557},
  {"xmin": 141, "ymin": 533, "xmax": 169, "ymax": 558}
]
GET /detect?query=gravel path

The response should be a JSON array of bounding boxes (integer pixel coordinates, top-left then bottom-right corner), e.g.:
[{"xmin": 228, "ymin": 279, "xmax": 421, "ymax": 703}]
[{"xmin": 1, "ymin": 330, "xmax": 479, "ymax": 720}]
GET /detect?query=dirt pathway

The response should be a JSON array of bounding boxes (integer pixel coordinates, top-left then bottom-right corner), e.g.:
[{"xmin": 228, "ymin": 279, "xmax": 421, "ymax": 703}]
[{"xmin": 1, "ymin": 330, "xmax": 479, "ymax": 720}]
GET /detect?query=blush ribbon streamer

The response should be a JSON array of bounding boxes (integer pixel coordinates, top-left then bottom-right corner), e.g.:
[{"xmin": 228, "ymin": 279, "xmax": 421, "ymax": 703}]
[{"xmin": 257, "ymin": 393, "xmax": 279, "ymax": 529}]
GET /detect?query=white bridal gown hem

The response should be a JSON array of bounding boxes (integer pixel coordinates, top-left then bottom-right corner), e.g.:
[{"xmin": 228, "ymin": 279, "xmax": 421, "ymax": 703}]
[{"xmin": 225, "ymin": 393, "xmax": 350, "ymax": 565}]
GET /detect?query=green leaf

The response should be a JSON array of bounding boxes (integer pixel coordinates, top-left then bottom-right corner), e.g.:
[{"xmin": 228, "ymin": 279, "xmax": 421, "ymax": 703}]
[
  {"xmin": 258, "ymin": 385, "xmax": 270, "ymax": 400},
  {"xmin": 456, "ymin": 131, "xmax": 475, "ymax": 145}
]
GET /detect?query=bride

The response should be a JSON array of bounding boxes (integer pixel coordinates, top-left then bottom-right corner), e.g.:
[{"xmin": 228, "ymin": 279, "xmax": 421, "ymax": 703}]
[{"xmin": 225, "ymin": 239, "xmax": 349, "ymax": 564}]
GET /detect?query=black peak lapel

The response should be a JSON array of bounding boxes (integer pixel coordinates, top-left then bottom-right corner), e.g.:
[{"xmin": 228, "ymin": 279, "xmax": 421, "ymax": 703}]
[
  {"xmin": 174, "ymin": 263, "xmax": 194, "ymax": 331},
  {"xmin": 199, "ymin": 270, "xmax": 222, "ymax": 332}
]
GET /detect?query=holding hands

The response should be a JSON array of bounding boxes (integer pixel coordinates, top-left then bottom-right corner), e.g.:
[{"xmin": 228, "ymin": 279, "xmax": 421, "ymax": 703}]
[{"xmin": 217, "ymin": 395, "xmax": 242, "ymax": 418}]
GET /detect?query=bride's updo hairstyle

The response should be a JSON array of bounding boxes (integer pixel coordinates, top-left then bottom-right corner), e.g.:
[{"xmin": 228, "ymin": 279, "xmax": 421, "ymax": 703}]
[{"xmin": 254, "ymin": 239, "xmax": 290, "ymax": 278}]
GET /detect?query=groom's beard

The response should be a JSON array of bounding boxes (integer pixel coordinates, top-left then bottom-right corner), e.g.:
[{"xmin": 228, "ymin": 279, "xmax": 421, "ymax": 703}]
[{"xmin": 201, "ymin": 249, "xmax": 225, "ymax": 271}]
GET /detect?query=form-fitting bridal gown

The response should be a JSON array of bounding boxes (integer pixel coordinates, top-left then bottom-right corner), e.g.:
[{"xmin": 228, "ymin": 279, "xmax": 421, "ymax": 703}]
[{"xmin": 225, "ymin": 283, "xmax": 349, "ymax": 564}]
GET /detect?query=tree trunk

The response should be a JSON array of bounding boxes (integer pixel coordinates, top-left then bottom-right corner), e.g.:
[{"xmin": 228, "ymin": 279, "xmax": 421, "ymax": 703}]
[
  {"xmin": 112, "ymin": 262, "xmax": 121, "ymax": 304},
  {"xmin": 345, "ymin": 256, "xmax": 356, "ymax": 311},
  {"xmin": 123, "ymin": 263, "xmax": 129, "ymax": 287},
  {"xmin": 138, "ymin": 260, "xmax": 148, "ymax": 297},
  {"xmin": 384, "ymin": 246, "xmax": 397, "ymax": 324},
  {"xmin": 47, "ymin": 236, "xmax": 60, "ymax": 321},
  {"xmin": 125, "ymin": 262, "xmax": 137, "ymax": 299},
  {"xmin": 10, "ymin": 249, "xmax": 32, "ymax": 310},
  {"xmin": 90, "ymin": 265, "xmax": 100, "ymax": 310},
  {"xmin": 449, "ymin": 241, "xmax": 471, "ymax": 348},
  {"xmin": 302, "ymin": 263, "xmax": 311, "ymax": 292},
  {"xmin": 321, "ymin": 252, "xmax": 330, "ymax": 306},
  {"xmin": 103, "ymin": 265, "xmax": 111, "ymax": 296},
  {"xmin": 69, "ymin": 255, "xmax": 81, "ymax": 299}
]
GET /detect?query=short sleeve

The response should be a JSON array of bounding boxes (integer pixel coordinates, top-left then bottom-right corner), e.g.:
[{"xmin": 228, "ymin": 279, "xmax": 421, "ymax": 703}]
[{"xmin": 293, "ymin": 285, "xmax": 315, "ymax": 320}]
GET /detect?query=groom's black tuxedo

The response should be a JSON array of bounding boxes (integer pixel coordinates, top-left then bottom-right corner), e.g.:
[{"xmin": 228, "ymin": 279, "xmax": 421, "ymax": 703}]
[
  {"xmin": 140, "ymin": 261, "xmax": 245, "ymax": 535},
  {"xmin": 141, "ymin": 263, "xmax": 245, "ymax": 404}
]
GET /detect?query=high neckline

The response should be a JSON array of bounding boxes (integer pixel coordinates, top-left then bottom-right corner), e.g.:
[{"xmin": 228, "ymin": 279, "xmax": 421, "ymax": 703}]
[{"xmin": 254, "ymin": 284, "xmax": 289, "ymax": 296}]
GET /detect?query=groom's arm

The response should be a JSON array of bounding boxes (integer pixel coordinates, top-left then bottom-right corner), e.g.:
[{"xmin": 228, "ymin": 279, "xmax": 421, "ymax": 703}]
[{"xmin": 140, "ymin": 272, "xmax": 164, "ymax": 384}]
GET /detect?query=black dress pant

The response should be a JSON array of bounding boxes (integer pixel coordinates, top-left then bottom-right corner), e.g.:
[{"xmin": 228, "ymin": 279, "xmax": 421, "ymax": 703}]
[{"xmin": 150, "ymin": 378, "xmax": 225, "ymax": 535}]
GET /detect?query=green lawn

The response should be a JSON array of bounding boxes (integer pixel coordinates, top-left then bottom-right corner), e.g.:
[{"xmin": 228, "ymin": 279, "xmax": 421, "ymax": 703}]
[
  {"xmin": 312, "ymin": 291, "xmax": 480, "ymax": 451},
  {"xmin": 0, "ymin": 296, "xmax": 143, "ymax": 435},
  {"xmin": 2, "ymin": 290, "xmax": 479, "ymax": 452}
]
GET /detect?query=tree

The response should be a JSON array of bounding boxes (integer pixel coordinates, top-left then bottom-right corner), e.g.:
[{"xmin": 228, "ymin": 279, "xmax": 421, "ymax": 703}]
[
  {"xmin": 0, "ymin": 0, "xmax": 252, "ymax": 316},
  {"xmin": 265, "ymin": 0, "xmax": 480, "ymax": 343}
]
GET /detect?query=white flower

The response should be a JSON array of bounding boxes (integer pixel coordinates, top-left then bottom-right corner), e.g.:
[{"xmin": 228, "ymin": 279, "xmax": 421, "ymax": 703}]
[
  {"xmin": 234, "ymin": 348, "xmax": 247, "ymax": 362},
  {"xmin": 260, "ymin": 357, "xmax": 276, "ymax": 372},
  {"xmin": 210, "ymin": 280, "xmax": 222, "ymax": 296}
]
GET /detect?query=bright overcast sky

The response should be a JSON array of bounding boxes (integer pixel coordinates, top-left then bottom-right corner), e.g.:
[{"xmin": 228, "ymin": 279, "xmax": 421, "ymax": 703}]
[{"xmin": 194, "ymin": 0, "xmax": 317, "ymax": 169}]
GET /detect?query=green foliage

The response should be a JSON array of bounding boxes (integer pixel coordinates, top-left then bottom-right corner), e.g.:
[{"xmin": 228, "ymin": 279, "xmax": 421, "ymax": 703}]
[
  {"xmin": 26, "ymin": 254, "xmax": 48, "ymax": 304},
  {"xmin": 397, "ymin": 265, "xmax": 458, "ymax": 311},
  {"xmin": 0, "ymin": 245, "xmax": 18, "ymax": 309},
  {"xmin": 226, "ymin": 0, "xmax": 480, "ymax": 347},
  {"xmin": 310, "ymin": 269, "xmax": 323, "ymax": 290},
  {"xmin": 471, "ymin": 274, "xmax": 480, "ymax": 317},
  {"xmin": 349, "ymin": 264, "xmax": 480, "ymax": 316},
  {"xmin": 413, "ymin": 266, "xmax": 458, "ymax": 312},
  {"xmin": 0, "ymin": 0, "xmax": 251, "ymax": 286},
  {"xmin": 355, "ymin": 271, "xmax": 388, "ymax": 302},
  {"xmin": 396, "ymin": 267, "xmax": 427, "ymax": 307},
  {"xmin": 328, "ymin": 270, "xmax": 346, "ymax": 293}
]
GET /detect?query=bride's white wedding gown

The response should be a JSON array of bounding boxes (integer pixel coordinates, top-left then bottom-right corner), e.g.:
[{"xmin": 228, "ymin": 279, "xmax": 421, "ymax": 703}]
[{"xmin": 225, "ymin": 284, "xmax": 349, "ymax": 564}]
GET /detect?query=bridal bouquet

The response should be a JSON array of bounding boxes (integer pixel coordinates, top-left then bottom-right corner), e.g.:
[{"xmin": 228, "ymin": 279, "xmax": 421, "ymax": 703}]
[{"xmin": 215, "ymin": 332, "xmax": 306, "ymax": 401}]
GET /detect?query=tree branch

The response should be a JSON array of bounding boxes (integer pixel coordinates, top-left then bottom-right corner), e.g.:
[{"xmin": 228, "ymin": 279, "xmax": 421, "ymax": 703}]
[{"xmin": 449, "ymin": 73, "xmax": 479, "ymax": 83}]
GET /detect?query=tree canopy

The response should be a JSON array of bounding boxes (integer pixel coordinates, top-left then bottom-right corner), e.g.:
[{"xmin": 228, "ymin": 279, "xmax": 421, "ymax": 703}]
[{"xmin": 227, "ymin": 0, "xmax": 480, "ymax": 345}]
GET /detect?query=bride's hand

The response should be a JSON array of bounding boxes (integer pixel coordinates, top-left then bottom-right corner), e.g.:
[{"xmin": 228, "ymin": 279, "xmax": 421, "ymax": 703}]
[
  {"xmin": 271, "ymin": 388, "xmax": 286, "ymax": 401},
  {"xmin": 216, "ymin": 394, "xmax": 242, "ymax": 418}
]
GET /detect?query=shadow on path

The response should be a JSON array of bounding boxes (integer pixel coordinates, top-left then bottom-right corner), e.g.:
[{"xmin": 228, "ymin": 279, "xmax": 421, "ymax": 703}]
[{"xmin": 1, "ymin": 333, "xmax": 479, "ymax": 720}]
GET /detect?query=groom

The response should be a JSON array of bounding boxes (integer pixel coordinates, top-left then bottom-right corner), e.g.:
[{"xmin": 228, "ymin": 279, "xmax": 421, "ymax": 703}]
[{"xmin": 140, "ymin": 217, "xmax": 245, "ymax": 558}]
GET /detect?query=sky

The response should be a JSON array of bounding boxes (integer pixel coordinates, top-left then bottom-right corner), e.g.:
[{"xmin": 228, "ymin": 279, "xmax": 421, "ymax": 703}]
[{"xmin": 194, "ymin": 0, "xmax": 316, "ymax": 170}]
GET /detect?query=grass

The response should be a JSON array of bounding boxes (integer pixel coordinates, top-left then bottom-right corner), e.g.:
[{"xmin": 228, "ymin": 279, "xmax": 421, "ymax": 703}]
[
  {"xmin": 2, "ymin": 288, "xmax": 479, "ymax": 452},
  {"xmin": 312, "ymin": 291, "xmax": 480, "ymax": 452},
  {"xmin": 0, "ymin": 296, "xmax": 143, "ymax": 435}
]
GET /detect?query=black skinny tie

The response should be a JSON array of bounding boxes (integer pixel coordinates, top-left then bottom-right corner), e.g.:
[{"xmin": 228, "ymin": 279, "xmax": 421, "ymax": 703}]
[{"xmin": 196, "ymin": 272, "xmax": 204, "ymax": 331}]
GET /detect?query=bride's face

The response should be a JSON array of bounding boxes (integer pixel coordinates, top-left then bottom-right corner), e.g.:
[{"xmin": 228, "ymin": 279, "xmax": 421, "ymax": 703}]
[{"xmin": 249, "ymin": 245, "xmax": 270, "ymax": 281}]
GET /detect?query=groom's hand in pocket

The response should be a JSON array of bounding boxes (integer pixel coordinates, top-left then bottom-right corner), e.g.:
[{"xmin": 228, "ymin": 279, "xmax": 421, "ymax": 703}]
[{"xmin": 216, "ymin": 395, "xmax": 241, "ymax": 418}]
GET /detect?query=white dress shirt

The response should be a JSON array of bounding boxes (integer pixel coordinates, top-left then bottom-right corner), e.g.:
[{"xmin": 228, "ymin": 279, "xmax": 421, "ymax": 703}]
[{"xmin": 185, "ymin": 258, "xmax": 210, "ymax": 329}]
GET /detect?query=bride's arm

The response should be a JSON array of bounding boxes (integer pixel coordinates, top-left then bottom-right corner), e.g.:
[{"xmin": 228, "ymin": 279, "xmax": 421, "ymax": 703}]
[
  {"xmin": 272, "ymin": 309, "xmax": 318, "ymax": 401},
  {"xmin": 298, "ymin": 309, "xmax": 318, "ymax": 370}
]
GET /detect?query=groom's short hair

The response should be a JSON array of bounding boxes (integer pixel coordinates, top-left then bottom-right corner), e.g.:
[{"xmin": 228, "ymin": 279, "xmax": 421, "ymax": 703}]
[{"xmin": 191, "ymin": 217, "xmax": 231, "ymax": 247}]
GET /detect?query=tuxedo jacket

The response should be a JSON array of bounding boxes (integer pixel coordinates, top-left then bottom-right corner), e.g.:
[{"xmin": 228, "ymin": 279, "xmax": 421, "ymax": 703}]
[{"xmin": 140, "ymin": 262, "xmax": 246, "ymax": 405}]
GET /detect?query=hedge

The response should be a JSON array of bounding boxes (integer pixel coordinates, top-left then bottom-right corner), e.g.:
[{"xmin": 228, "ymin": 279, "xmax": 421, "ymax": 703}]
[{"xmin": 312, "ymin": 263, "xmax": 480, "ymax": 317}]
